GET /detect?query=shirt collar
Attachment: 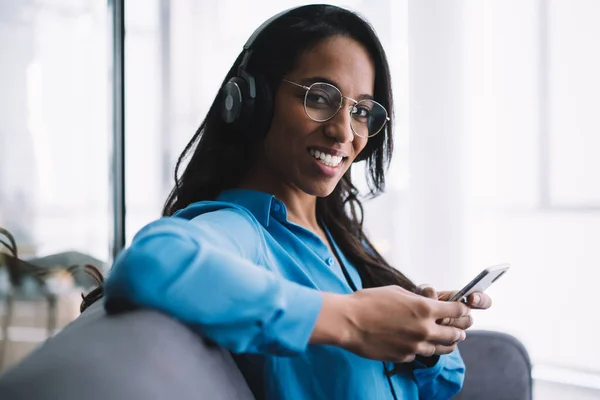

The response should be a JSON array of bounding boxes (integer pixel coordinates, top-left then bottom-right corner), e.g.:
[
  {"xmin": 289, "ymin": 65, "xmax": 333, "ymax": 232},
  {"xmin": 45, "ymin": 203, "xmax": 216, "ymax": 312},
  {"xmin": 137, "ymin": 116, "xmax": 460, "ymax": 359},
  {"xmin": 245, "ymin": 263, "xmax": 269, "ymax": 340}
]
[{"xmin": 216, "ymin": 189, "xmax": 288, "ymax": 227}]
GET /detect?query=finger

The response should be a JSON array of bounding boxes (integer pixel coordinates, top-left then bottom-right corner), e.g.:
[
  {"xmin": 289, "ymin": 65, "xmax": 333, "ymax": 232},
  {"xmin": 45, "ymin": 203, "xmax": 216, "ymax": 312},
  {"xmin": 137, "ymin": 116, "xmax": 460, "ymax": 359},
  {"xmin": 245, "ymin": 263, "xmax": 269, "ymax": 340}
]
[
  {"xmin": 467, "ymin": 292, "xmax": 492, "ymax": 309},
  {"xmin": 416, "ymin": 342, "xmax": 437, "ymax": 357},
  {"xmin": 429, "ymin": 324, "xmax": 466, "ymax": 345},
  {"xmin": 434, "ymin": 343, "xmax": 458, "ymax": 355},
  {"xmin": 437, "ymin": 290, "xmax": 457, "ymax": 302},
  {"xmin": 439, "ymin": 315, "xmax": 473, "ymax": 330},
  {"xmin": 431, "ymin": 299, "xmax": 471, "ymax": 319},
  {"xmin": 417, "ymin": 284, "xmax": 438, "ymax": 299},
  {"xmin": 400, "ymin": 354, "xmax": 416, "ymax": 363}
]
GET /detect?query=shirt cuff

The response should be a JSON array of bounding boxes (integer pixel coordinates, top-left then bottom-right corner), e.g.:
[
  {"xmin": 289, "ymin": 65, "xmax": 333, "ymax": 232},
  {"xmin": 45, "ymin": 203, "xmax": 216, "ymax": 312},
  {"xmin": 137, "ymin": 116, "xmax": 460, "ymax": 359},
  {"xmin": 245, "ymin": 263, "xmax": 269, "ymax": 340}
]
[
  {"xmin": 414, "ymin": 355, "xmax": 441, "ymax": 369},
  {"xmin": 413, "ymin": 353, "xmax": 446, "ymax": 379},
  {"xmin": 413, "ymin": 349, "xmax": 465, "ymax": 380},
  {"xmin": 412, "ymin": 349, "xmax": 466, "ymax": 398},
  {"xmin": 260, "ymin": 280, "xmax": 323, "ymax": 355}
]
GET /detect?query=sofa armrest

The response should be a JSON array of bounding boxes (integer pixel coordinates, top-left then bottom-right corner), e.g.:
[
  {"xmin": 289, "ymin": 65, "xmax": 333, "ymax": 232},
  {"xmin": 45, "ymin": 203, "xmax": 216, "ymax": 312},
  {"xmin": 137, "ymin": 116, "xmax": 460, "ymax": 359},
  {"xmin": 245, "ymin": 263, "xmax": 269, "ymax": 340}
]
[{"xmin": 0, "ymin": 301, "xmax": 254, "ymax": 400}]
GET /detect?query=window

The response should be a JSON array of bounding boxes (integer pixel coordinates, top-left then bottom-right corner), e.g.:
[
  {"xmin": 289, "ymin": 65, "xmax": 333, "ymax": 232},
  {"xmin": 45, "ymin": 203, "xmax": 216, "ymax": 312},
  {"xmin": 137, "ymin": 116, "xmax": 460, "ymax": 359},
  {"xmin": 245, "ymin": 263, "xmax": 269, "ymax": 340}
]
[
  {"xmin": 461, "ymin": 0, "xmax": 600, "ymax": 374},
  {"xmin": 0, "ymin": 0, "xmax": 111, "ymax": 263},
  {"xmin": 0, "ymin": 0, "xmax": 112, "ymax": 369}
]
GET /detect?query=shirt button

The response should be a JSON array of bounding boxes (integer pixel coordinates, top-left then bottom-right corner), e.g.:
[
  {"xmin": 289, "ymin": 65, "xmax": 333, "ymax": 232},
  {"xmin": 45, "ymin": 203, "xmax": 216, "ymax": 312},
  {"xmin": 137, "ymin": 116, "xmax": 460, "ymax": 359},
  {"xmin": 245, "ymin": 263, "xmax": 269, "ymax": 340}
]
[
  {"xmin": 272, "ymin": 203, "xmax": 281, "ymax": 212},
  {"xmin": 326, "ymin": 257, "xmax": 335, "ymax": 266}
]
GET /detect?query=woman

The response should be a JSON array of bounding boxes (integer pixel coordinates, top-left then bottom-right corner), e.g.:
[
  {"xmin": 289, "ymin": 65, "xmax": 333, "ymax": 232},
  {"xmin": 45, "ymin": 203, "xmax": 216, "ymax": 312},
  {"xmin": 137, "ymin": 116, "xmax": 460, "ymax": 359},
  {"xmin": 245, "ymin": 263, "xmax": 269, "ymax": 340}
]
[{"xmin": 103, "ymin": 5, "xmax": 491, "ymax": 399}]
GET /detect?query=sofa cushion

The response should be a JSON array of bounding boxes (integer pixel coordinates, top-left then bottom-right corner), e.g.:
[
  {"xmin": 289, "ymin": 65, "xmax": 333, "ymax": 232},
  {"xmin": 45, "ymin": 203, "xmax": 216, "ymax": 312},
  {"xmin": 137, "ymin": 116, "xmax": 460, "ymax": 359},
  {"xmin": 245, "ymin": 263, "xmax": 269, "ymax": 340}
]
[
  {"xmin": 455, "ymin": 330, "xmax": 532, "ymax": 400},
  {"xmin": 0, "ymin": 301, "xmax": 254, "ymax": 400}
]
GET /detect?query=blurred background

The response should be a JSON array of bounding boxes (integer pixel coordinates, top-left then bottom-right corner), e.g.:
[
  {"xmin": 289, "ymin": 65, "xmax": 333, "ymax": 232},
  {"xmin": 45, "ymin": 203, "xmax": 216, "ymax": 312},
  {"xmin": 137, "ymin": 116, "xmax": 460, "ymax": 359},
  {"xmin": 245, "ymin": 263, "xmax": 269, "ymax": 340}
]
[{"xmin": 1, "ymin": 0, "xmax": 599, "ymax": 398}]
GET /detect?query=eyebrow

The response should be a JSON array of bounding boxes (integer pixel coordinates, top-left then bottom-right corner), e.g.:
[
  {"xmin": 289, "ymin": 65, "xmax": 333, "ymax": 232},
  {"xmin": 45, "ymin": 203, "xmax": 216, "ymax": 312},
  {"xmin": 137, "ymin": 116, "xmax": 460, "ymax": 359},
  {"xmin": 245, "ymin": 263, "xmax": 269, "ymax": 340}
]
[{"xmin": 298, "ymin": 76, "xmax": 375, "ymax": 101}]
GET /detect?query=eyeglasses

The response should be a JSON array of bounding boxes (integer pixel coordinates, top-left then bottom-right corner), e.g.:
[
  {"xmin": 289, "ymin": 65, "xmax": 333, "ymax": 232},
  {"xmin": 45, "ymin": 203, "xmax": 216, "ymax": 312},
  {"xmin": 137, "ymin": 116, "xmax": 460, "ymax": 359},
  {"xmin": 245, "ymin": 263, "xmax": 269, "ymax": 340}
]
[{"xmin": 283, "ymin": 79, "xmax": 390, "ymax": 138}]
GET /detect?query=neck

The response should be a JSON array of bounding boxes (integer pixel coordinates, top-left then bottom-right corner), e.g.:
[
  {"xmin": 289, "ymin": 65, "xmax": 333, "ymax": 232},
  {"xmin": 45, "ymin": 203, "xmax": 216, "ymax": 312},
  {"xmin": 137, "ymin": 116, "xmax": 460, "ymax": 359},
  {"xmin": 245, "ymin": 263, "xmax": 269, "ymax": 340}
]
[
  {"xmin": 238, "ymin": 164, "xmax": 320, "ymax": 232},
  {"xmin": 280, "ymin": 193, "xmax": 320, "ymax": 230}
]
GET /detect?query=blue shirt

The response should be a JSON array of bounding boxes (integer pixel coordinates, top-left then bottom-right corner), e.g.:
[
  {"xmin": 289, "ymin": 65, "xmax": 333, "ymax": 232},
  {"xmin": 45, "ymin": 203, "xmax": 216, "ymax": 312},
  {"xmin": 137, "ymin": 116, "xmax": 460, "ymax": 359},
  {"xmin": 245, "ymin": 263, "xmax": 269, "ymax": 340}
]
[{"xmin": 104, "ymin": 189, "xmax": 465, "ymax": 399}]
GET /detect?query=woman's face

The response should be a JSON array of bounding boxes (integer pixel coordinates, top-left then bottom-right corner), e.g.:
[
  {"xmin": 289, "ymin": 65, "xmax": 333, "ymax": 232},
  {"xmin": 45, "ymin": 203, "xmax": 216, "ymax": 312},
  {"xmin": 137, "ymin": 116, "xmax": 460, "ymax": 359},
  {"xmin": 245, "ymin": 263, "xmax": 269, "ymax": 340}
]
[{"xmin": 259, "ymin": 35, "xmax": 376, "ymax": 198}]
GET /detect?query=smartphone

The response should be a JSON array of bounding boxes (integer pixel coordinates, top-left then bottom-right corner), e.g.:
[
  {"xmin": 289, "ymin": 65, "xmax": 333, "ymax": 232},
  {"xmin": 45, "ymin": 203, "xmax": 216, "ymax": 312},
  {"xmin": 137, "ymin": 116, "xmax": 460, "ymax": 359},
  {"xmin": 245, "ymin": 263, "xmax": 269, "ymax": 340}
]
[{"xmin": 448, "ymin": 263, "xmax": 510, "ymax": 302}]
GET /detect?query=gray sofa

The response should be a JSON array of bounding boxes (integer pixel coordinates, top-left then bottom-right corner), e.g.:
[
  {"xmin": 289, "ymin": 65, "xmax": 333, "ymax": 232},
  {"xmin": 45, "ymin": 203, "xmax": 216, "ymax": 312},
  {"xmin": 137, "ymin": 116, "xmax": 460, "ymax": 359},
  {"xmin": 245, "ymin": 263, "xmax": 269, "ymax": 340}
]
[
  {"xmin": 0, "ymin": 301, "xmax": 532, "ymax": 400},
  {"xmin": 0, "ymin": 301, "xmax": 254, "ymax": 400}
]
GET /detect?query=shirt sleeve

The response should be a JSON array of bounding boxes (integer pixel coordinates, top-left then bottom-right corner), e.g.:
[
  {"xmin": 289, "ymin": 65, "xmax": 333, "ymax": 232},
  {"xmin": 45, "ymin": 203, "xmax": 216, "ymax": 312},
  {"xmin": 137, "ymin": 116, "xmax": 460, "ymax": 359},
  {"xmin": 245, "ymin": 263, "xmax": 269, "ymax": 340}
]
[
  {"xmin": 412, "ymin": 348, "xmax": 466, "ymax": 399},
  {"xmin": 103, "ymin": 208, "xmax": 323, "ymax": 356}
]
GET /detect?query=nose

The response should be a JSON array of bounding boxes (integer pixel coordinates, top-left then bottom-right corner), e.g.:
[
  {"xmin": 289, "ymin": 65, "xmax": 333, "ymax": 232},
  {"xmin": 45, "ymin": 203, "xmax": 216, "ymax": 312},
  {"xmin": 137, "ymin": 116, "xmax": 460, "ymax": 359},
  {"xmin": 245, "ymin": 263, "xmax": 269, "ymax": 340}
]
[{"xmin": 323, "ymin": 102, "xmax": 355, "ymax": 143}]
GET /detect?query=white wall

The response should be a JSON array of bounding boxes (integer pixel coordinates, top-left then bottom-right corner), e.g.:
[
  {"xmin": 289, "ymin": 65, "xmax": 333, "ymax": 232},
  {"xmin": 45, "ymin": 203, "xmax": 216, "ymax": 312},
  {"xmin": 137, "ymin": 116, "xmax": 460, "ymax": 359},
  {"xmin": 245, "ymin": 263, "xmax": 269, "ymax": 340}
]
[
  {"xmin": 406, "ymin": 0, "xmax": 467, "ymax": 289},
  {"xmin": 405, "ymin": 0, "xmax": 600, "ymax": 387}
]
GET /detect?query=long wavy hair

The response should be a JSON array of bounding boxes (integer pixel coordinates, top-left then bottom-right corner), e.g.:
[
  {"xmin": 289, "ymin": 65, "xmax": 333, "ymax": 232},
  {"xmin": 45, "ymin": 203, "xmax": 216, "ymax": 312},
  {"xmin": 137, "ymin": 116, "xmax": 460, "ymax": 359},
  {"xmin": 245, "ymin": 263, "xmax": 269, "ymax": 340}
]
[{"xmin": 163, "ymin": 5, "xmax": 416, "ymax": 292}]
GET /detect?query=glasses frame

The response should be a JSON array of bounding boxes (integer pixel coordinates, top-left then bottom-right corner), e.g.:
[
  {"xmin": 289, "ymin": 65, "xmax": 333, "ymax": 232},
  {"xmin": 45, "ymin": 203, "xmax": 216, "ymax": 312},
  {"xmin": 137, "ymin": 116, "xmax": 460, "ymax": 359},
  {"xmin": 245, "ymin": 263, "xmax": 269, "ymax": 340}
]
[{"xmin": 283, "ymin": 79, "xmax": 390, "ymax": 138}]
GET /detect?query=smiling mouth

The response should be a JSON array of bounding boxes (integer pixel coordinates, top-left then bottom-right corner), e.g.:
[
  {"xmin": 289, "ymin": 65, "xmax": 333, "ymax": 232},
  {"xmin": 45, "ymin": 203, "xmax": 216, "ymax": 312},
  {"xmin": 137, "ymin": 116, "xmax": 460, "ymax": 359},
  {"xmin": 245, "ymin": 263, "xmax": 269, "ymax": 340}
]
[{"xmin": 309, "ymin": 148, "xmax": 346, "ymax": 168}]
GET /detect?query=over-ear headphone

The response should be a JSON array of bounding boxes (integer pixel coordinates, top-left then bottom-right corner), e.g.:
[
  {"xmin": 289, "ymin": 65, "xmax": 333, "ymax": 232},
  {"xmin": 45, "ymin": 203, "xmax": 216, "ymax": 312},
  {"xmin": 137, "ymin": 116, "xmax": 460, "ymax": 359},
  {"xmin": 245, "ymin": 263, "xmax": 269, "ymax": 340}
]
[{"xmin": 219, "ymin": 7, "xmax": 300, "ymax": 132}]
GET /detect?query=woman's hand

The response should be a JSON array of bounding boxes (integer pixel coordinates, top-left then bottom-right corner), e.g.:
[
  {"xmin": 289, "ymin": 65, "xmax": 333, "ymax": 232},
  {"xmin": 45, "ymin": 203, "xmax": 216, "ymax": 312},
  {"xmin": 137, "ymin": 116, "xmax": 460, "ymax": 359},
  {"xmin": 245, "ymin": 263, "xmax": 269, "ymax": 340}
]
[
  {"xmin": 310, "ymin": 286, "xmax": 470, "ymax": 363},
  {"xmin": 436, "ymin": 288, "xmax": 492, "ymax": 310},
  {"xmin": 417, "ymin": 285, "xmax": 492, "ymax": 331}
]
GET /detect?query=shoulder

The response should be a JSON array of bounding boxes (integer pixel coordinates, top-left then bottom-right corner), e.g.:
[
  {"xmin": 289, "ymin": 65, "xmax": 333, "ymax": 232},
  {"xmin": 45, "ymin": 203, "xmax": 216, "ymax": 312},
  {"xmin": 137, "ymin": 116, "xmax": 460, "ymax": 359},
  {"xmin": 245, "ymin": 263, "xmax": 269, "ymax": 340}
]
[
  {"xmin": 134, "ymin": 201, "xmax": 263, "ymax": 243},
  {"xmin": 132, "ymin": 201, "xmax": 265, "ymax": 261},
  {"xmin": 174, "ymin": 200, "xmax": 261, "ymax": 232},
  {"xmin": 173, "ymin": 201, "xmax": 266, "ymax": 257}
]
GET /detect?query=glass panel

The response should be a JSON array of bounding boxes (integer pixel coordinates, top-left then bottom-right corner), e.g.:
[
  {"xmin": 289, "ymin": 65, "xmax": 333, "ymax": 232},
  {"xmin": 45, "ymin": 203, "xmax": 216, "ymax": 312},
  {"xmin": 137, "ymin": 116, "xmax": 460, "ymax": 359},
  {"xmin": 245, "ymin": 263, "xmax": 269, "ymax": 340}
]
[
  {"xmin": 0, "ymin": 0, "xmax": 111, "ymax": 368},
  {"xmin": 0, "ymin": 1, "xmax": 111, "ymax": 263},
  {"xmin": 461, "ymin": 0, "xmax": 600, "ymax": 374},
  {"xmin": 548, "ymin": 0, "xmax": 600, "ymax": 206}
]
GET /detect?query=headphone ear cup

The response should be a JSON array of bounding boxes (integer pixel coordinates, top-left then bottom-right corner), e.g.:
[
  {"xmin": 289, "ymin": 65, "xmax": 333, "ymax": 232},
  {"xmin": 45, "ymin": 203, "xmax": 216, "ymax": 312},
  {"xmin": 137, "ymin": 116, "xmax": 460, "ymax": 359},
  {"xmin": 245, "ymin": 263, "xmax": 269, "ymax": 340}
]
[{"xmin": 220, "ymin": 76, "xmax": 254, "ymax": 125}]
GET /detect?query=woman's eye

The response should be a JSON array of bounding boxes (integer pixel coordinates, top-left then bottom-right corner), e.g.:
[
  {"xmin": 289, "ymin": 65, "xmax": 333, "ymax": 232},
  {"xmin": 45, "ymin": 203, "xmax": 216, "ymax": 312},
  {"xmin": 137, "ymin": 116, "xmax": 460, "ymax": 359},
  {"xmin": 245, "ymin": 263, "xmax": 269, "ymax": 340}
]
[
  {"xmin": 352, "ymin": 106, "xmax": 371, "ymax": 119},
  {"xmin": 306, "ymin": 93, "xmax": 330, "ymax": 105}
]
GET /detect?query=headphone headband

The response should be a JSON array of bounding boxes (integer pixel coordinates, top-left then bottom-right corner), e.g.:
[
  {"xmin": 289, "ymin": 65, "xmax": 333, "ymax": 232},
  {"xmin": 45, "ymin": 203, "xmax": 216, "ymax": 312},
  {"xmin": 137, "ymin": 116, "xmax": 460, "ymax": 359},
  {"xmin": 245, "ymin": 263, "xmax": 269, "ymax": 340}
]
[
  {"xmin": 243, "ymin": 7, "xmax": 299, "ymax": 50},
  {"xmin": 238, "ymin": 6, "xmax": 300, "ymax": 73}
]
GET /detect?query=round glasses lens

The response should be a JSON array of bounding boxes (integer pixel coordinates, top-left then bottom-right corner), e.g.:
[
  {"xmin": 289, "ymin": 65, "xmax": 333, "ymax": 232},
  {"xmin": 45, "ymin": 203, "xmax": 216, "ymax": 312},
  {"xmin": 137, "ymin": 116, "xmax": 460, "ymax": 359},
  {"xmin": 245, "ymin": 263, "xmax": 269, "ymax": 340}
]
[
  {"xmin": 350, "ymin": 99, "xmax": 388, "ymax": 138},
  {"xmin": 304, "ymin": 83, "xmax": 342, "ymax": 122}
]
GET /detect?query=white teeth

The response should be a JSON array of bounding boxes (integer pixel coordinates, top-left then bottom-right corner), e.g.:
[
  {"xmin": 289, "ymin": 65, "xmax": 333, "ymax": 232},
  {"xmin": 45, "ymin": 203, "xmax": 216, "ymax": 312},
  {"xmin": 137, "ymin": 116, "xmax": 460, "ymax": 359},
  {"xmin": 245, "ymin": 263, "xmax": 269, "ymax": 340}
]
[{"xmin": 309, "ymin": 149, "xmax": 344, "ymax": 167}]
